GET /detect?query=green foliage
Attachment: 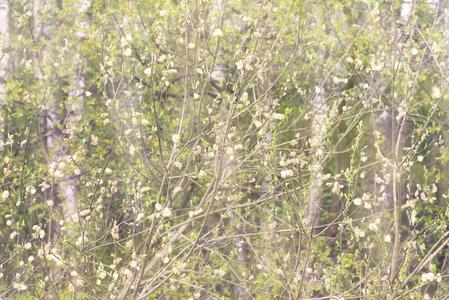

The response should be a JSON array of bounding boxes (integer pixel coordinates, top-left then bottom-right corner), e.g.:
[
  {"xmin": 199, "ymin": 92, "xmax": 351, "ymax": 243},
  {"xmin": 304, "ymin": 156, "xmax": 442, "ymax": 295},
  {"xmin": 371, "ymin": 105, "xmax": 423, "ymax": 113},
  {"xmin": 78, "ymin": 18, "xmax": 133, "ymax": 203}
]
[{"xmin": 0, "ymin": 0, "xmax": 448, "ymax": 299}]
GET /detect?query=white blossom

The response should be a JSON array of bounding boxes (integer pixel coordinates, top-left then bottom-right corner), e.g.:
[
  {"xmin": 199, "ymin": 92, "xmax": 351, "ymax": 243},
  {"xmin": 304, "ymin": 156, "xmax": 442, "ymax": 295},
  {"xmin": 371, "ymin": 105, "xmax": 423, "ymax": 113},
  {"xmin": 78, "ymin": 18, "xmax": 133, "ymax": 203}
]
[
  {"xmin": 431, "ymin": 87, "xmax": 441, "ymax": 98},
  {"xmin": 172, "ymin": 134, "xmax": 180, "ymax": 144},
  {"xmin": 1, "ymin": 190, "xmax": 9, "ymax": 201},
  {"xmin": 10, "ymin": 231, "xmax": 18, "ymax": 240},
  {"xmin": 144, "ymin": 67, "xmax": 152, "ymax": 76},
  {"xmin": 124, "ymin": 48, "xmax": 132, "ymax": 57},
  {"xmin": 162, "ymin": 207, "xmax": 172, "ymax": 218},
  {"xmin": 211, "ymin": 28, "xmax": 222, "ymax": 37},
  {"xmin": 421, "ymin": 272, "xmax": 435, "ymax": 282},
  {"xmin": 13, "ymin": 282, "xmax": 27, "ymax": 291},
  {"xmin": 354, "ymin": 227, "xmax": 365, "ymax": 238},
  {"xmin": 368, "ymin": 223, "xmax": 378, "ymax": 231},
  {"xmin": 280, "ymin": 169, "xmax": 294, "ymax": 178},
  {"xmin": 172, "ymin": 186, "xmax": 182, "ymax": 196},
  {"xmin": 79, "ymin": 209, "xmax": 91, "ymax": 217}
]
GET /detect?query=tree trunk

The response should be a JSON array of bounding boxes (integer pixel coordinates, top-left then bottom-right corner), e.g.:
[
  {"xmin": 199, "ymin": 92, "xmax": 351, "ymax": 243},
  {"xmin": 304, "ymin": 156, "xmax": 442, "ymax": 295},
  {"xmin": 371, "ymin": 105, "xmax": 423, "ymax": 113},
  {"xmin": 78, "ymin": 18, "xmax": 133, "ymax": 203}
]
[
  {"xmin": 306, "ymin": 86, "xmax": 328, "ymax": 234},
  {"xmin": 33, "ymin": 0, "xmax": 90, "ymax": 244},
  {"xmin": 58, "ymin": 0, "xmax": 90, "ymax": 229},
  {"xmin": 33, "ymin": 0, "xmax": 61, "ymax": 244},
  {"xmin": 389, "ymin": 0, "xmax": 415, "ymax": 285},
  {"xmin": 0, "ymin": 0, "xmax": 9, "ymax": 152}
]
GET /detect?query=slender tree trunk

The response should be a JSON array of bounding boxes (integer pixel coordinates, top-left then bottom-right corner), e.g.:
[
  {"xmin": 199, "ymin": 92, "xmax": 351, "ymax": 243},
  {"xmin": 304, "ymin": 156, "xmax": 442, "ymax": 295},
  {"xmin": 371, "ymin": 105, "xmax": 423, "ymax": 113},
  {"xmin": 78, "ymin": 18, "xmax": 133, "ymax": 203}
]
[
  {"xmin": 33, "ymin": 0, "xmax": 90, "ymax": 243},
  {"xmin": 389, "ymin": 0, "xmax": 414, "ymax": 285},
  {"xmin": 306, "ymin": 86, "xmax": 328, "ymax": 234},
  {"xmin": 33, "ymin": 0, "xmax": 61, "ymax": 244},
  {"xmin": 58, "ymin": 0, "xmax": 90, "ymax": 229},
  {"xmin": 210, "ymin": 1, "xmax": 253, "ymax": 298},
  {"xmin": 0, "ymin": 0, "xmax": 9, "ymax": 152}
]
